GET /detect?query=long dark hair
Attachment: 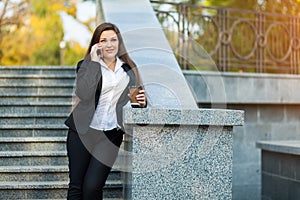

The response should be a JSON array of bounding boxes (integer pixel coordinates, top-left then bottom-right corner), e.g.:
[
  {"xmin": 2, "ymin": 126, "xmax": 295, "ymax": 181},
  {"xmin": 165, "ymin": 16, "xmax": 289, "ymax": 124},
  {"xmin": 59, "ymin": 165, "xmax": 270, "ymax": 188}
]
[{"xmin": 85, "ymin": 22, "xmax": 136, "ymax": 70}]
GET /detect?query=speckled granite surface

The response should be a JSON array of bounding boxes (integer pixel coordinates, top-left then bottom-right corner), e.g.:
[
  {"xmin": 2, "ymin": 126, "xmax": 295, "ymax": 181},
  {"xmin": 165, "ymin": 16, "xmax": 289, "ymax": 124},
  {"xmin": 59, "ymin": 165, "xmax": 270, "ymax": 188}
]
[
  {"xmin": 123, "ymin": 107, "xmax": 244, "ymax": 200},
  {"xmin": 124, "ymin": 108, "xmax": 244, "ymax": 126}
]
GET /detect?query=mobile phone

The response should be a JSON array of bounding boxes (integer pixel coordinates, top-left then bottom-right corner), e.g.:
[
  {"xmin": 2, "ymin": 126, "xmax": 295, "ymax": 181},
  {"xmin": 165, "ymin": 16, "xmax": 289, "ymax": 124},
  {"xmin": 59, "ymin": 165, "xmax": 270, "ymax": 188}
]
[{"xmin": 96, "ymin": 49, "xmax": 102, "ymax": 56}]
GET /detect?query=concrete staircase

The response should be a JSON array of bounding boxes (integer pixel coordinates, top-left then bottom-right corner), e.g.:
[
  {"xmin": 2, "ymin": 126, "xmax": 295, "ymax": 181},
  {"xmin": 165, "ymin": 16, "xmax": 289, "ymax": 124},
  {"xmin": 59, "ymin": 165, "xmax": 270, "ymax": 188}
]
[{"xmin": 0, "ymin": 66, "xmax": 123, "ymax": 199}]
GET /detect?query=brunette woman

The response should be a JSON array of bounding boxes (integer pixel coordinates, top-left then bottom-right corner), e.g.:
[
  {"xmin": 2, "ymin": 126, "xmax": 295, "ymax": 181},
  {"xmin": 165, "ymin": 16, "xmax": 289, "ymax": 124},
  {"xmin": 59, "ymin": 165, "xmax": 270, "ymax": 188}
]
[{"xmin": 65, "ymin": 22, "xmax": 146, "ymax": 200}]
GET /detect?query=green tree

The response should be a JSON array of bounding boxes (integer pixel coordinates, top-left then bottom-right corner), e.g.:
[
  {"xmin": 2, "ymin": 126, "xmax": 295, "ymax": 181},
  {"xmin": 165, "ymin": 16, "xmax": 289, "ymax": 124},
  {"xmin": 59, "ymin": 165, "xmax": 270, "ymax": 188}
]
[{"xmin": 29, "ymin": 0, "xmax": 64, "ymax": 65}]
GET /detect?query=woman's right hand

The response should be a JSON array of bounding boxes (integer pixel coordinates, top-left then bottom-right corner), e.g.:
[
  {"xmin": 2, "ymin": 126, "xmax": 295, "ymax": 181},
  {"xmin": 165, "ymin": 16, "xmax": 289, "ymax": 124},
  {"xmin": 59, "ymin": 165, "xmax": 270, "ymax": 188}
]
[{"xmin": 90, "ymin": 43, "xmax": 102, "ymax": 62}]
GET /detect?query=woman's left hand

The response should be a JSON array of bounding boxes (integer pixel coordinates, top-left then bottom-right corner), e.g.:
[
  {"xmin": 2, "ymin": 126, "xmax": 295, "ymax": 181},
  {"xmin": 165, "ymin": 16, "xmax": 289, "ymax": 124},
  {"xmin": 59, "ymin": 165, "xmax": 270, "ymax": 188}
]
[{"xmin": 136, "ymin": 90, "xmax": 147, "ymax": 107}]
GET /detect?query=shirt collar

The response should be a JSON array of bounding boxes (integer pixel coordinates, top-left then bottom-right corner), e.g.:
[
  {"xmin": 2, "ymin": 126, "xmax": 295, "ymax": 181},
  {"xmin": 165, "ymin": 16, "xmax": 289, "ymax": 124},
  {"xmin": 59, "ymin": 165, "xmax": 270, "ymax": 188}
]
[{"xmin": 100, "ymin": 57, "xmax": 124, "ymax": 72}]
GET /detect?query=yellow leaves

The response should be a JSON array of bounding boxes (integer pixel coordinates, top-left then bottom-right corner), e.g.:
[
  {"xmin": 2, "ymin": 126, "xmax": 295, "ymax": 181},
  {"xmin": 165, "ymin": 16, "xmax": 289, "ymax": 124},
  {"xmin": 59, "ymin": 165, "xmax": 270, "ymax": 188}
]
[
  {"xmin": 201, "ymin": 0, "xmax": 211, "ymax": 7},
  {"xmin": 1, "ymin": 29, "xmax": 31, "ymax": 65},
  {"xmin": 0, "ymin": 0, "xmax": 89, "ymax": 66},
  {"xmin": 66, "ymin": 2, "xmax": 77, "ymax": 17},
  {"xmin": 64, "ymin": 41, "xmax": 86, "ymax": 65},
  {"xmin": 1, "ymin": 0, "xmax": 64, "ymax": 65},
  {"xmin": 52, "ymin": 3, "xmax": 64, "ymax": 12}
]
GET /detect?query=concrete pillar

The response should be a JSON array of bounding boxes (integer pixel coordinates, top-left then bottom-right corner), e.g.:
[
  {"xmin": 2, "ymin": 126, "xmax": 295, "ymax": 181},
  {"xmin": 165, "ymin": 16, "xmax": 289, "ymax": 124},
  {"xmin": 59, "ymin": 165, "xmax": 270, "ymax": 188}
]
[{"xmin": 122, "ymin": 108, "xmax": 244, "ymax": 199}]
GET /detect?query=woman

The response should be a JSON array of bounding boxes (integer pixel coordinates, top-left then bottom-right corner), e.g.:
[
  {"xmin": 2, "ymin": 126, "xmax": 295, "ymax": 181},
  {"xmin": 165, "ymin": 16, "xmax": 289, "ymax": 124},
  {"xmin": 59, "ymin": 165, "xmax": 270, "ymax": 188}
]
[{"xmin": 65, "ymin": 22, "xmax": 146, "ymax": 200}]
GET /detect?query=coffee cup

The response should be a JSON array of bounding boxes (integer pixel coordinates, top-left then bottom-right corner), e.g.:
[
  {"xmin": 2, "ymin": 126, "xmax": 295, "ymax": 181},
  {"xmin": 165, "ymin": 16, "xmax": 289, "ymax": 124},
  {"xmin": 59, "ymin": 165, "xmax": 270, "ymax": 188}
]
[{"xmin": 129, "ymin": 85, "xmax": 142, "ymax": 108}]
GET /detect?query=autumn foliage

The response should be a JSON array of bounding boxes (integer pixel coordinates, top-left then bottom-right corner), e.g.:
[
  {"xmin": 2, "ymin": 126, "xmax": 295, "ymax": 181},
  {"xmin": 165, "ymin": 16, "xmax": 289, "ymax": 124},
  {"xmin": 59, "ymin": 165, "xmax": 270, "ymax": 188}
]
[{"xmin": 0, "ymin": 0, "xmax": 87, "ymax": 66}]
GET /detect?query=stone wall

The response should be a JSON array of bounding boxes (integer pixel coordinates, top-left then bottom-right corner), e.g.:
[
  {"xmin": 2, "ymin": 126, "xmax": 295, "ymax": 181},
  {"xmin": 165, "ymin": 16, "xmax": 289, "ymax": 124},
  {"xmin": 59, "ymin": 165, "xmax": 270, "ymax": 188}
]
[
  {"xmin": 183, "ymin": 70, "xmax": 300, "ymax": 200},
  {"xmin": 257, "ymin": 141, "xmax": 300, "ymax": 200}
]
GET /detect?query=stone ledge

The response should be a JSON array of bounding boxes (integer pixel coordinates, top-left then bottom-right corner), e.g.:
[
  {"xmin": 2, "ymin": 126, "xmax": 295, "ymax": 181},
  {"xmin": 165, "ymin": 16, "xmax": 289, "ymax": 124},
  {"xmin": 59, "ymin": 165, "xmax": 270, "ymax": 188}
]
[
  {"xmin": 0, "ymin": 83, "xmax": 74, "ymax": 87},
  {"xmin": 0, "ymin": 101, "xmax": 72, "ymax": 106},
  {"xmin": 124, "ymin": 107, "xmax": 244, "ymax": 126},
  {"xmin": 0, "ymin": 94, "xmax": 72, "ymax": 97},
  {"xmin": 0, "ymin": 151, "xmax": 67, "ymax": 157},
  {"xmin": 0, "ymin": 66, "xmax": 75, "ymax": 70},
  {"xmin": 0, "ymin": 165, "xmax": 68, "ymax": 173},
  {"xmin": 0, "ymin": 180, "xmax": 122, "ymax": 189},
  {"xmin": 1, "ymin": 113, "xmax": 69, "ymax": 118},
  {"xmin": 0, "ymin": 74, "xmax": 75, "ymax": 78},
  {"xmin": 0, "ymin": 124, "xmax": 68, "ymax": 129},
  {"xmin": 0, "ymin": 137, "xmax": 66, "ymax": 142},
  {"xmin": 256, "ymin": 140, "xmax": 300, "ymax": 155}
]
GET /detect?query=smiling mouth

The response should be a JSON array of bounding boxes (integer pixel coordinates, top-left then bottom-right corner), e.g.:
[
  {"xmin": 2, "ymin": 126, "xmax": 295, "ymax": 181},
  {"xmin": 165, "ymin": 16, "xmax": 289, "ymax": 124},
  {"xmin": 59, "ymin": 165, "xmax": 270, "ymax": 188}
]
[{"xmin": 106, "ymin": 49, "xmax": 114, "ymax": 53}]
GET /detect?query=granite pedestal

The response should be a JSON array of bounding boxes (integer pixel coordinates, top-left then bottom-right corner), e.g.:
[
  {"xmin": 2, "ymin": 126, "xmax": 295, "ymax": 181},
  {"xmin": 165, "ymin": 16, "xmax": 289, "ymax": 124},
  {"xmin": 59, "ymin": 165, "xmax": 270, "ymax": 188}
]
[{"xmin": 122, "ymin": 108, "xmax": 244, "ymax": 200}]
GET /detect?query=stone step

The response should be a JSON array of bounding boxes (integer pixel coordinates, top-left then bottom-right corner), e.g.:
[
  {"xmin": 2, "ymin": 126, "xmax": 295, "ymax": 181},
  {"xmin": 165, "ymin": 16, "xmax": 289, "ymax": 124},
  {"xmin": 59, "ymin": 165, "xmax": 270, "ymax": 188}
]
[
  {"xmin": 0, "ymin": 166, "xmax": 68, "ymax": 182},
  {"xmin": 0, "ymin": 116, "xmax": 67, "ymax": 126},
  {"xmin": 1, "ymin": 113, "xmax": 68, "ymax": 118},
  {"xmin": 40, "ymin": 199, "xmax": 122, "ymax": 200},
  {"xmin": 52, "ymin": 199, "xmax": 122, "ymax": 200},
  {"xmin": 0, "ymin": 74, "xmax": 76, "ymax": 85},
  {"xmin": 0, "ymin": 66, "xmax": 76, "ymax": 76},
  {"xmin": 0, "ymin": 87, "xmax": 74, "ymax": 95},
  {"xmin": 0, "ymin": 137, "xmax": 66, "ymax": 151},
  {"xmin": 0, "ymin": 74, "xmax": 75, "ymax": 78},
  {"xmin": 0, "ymin": 165, "xmax": 121, "ymax": 182},
  {"xmin": 0, "ymin": 96, "xmax": 73, "ymax": 103},
  {"xmin": 0, "ymin": 151, "xmax": 68, "ymax": 166},
  {"xmin": 0, "ymin": 180, "xmax": 122, "ymax": 199},
  {"xmin": 0, "ymin": 83, "xmax": 75, "ymax": 87},
  {"xmin": 0, "ymin": 149, "xmax": 125, "ymax": 167},
  {"xmin": 0, "ymin": 127, "xmax": 68, "ymax": 137},
  {"xmin": 0, "ymin": 104, "xmax": 72, "ymax": 114},
  {"xmin": 0, "ymin": 113, "xmax": 68, "ymax": 126},
  {"xmin": 0, "ymin": 93, "xmax": 74, "ymax": 98},
  {"xmin": 0, "ymin": 137, "xmax": 126, "ymax": 153},
  {"xmin": 0, "ymin": 124, "xmax": 67, "ymax": 129},
  {"xmin": 21, "ymin": 199, "xmax": 122, "ymax": 200},
  {"xmin": 0, "ymin": 101, "xmax": 72, "ymax": 106},
  {"xmin": 0, "ymin": 181, "xmax": 67, "ymax": 199},
  {"xmin": 0, "ymin": 94, "xmax": 74, "ymax": 103}
]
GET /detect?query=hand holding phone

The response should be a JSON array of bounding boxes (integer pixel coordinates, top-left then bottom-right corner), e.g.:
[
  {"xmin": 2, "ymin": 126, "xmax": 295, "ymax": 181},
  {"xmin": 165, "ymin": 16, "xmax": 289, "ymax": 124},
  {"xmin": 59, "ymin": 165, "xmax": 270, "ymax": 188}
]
[
  {"xmin": 128, "ymin": 85, "xmax": 146, "ymax": 108},
  {"xmin": 90, "ymin": 43, "xmax": 102, "ymax": 61}
]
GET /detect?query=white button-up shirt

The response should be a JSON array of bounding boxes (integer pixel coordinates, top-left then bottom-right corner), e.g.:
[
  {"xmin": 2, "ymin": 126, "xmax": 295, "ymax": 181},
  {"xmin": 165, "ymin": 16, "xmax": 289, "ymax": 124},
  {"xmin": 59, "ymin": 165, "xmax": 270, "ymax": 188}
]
[{"xmin": 89, "ymin": 57, "xmax": 129, "ymax": 131}]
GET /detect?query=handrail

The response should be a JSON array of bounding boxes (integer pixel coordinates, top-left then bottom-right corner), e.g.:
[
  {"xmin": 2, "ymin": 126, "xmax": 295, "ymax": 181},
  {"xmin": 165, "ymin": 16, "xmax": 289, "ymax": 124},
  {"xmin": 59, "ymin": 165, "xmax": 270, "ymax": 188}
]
[{"xmin": 151, "ymin": 0, "xmax": 300, "ymax": 74}]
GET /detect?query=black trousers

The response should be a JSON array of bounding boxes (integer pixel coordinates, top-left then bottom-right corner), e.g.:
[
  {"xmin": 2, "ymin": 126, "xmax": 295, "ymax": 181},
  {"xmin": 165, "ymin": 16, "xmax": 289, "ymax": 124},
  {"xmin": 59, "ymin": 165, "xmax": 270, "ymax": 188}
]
[{"xmin": 66, "ymin": 127, "xmax": 124, "ymax": 200}]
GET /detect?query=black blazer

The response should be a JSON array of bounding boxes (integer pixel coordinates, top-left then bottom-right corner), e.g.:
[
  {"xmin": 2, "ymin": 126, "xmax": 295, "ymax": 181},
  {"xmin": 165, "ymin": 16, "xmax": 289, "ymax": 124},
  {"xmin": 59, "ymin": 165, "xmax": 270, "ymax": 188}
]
[{"xmin": 64, "ymin": 59, "xmax": 136, "ymax": 134}]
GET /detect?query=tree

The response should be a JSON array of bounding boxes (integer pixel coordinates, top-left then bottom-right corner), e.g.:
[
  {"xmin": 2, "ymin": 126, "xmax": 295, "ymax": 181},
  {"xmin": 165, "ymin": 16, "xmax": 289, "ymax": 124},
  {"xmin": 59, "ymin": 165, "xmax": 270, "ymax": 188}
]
[
  {"xmin": 0, "ymin": 0, "xmax": 64, "ymax": 65},
  {"xmin": 0, "ymin": 0, "xmax": 30, "ymax": 64},
  {"xmin": 0, "ymin": 0, "xmax": 87, "ymax": 66}
]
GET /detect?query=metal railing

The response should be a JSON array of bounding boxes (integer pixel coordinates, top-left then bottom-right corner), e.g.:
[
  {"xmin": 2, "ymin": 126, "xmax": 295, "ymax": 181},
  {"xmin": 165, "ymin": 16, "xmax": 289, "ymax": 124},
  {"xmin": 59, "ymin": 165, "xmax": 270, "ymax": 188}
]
[{"xmin": 151, "ymin": 0, "xmax": 300, "ymax": 74}]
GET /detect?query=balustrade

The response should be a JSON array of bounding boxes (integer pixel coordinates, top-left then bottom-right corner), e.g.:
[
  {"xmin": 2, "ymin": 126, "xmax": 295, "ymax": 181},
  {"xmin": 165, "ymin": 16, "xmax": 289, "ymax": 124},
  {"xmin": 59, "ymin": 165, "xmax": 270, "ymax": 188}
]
[{"xmin": 151, "ymin": 0, "xmax": 300, "ymax": 74}]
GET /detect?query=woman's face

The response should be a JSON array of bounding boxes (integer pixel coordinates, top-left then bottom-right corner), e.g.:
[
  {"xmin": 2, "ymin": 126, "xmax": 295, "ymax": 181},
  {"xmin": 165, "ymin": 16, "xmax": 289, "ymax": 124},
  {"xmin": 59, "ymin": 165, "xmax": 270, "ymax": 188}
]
[{"xmin": 99, "ymin": 30, "xmax": 119, "ymax": 60}]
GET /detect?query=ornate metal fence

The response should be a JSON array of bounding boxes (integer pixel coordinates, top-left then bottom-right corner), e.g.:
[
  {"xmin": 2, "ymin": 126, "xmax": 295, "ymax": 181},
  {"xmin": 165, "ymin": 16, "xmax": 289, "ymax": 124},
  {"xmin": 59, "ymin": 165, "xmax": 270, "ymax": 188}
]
[{"xmin": 151, "ymin": 0, "xmax": 300, "ymax": 74}]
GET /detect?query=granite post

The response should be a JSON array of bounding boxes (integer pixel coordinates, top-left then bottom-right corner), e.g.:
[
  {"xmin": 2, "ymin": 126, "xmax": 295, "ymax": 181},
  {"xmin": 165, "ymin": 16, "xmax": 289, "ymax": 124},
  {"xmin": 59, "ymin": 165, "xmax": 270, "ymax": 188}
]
[{"xmin": 121, "ymin": 108, "xmax": 244, "ymax": 200}]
